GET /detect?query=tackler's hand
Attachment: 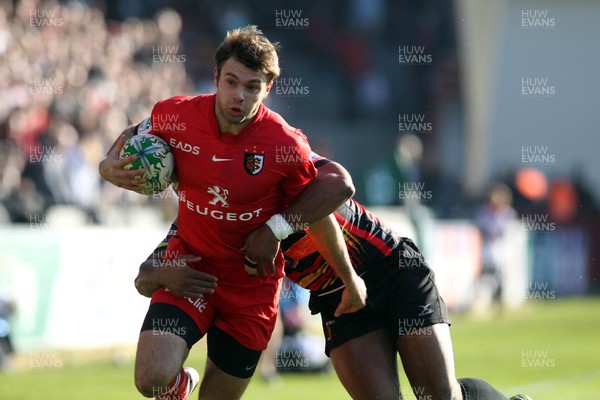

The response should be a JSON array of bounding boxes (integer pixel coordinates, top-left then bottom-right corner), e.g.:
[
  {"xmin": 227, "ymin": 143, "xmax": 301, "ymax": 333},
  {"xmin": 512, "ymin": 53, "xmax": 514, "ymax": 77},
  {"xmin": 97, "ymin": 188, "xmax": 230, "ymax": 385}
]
[{"xmin": 241, "ymin": 225, "xmax": 280, "ymax": 277}]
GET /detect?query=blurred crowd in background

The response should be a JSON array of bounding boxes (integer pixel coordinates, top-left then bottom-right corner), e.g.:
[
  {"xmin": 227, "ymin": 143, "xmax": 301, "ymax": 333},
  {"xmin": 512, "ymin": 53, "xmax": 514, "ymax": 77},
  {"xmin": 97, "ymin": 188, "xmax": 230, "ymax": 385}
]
[
  {"xmin": 0, "ymin": 0, "xmax": 195, "ymax": 224},
  {"xmin": 0, "ymin": 0, "xmax": 598, "ymax": 228}
]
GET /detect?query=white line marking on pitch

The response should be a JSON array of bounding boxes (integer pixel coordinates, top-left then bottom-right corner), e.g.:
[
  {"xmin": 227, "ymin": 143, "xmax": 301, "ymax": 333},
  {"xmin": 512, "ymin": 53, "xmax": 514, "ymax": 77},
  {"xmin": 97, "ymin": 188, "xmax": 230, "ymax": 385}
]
[{"xmin": 504, "ymin": 369, "xmax": 600, "ymax": 393}]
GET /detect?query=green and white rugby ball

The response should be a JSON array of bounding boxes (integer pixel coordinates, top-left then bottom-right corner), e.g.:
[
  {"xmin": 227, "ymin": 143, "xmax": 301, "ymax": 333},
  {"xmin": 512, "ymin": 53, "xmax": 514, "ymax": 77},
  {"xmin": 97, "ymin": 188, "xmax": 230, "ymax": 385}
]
[{"xmin": 119, "ymin": 133, "xmax": 175, "ymax": 195}]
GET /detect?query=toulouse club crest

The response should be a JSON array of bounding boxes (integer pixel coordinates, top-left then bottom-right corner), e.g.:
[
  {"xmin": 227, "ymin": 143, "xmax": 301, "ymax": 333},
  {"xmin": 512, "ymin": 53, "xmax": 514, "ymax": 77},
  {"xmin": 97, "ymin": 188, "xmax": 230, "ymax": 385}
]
[{"xmin": 244, "ymin": 151, "xmax": 264, "ymax": 175}]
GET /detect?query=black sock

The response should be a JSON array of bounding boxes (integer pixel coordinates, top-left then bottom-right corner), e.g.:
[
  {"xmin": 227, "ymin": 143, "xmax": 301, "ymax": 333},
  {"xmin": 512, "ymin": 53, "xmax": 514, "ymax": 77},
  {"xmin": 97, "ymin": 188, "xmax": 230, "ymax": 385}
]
[{"xmin": 458, "ymin": 377, "xmax": 509, "ymax": 400}]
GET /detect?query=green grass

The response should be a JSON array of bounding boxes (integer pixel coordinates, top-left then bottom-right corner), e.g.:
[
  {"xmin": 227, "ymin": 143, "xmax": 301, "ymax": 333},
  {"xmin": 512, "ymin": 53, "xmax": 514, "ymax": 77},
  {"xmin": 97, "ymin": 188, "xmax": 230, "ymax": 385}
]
[
  {"xmin": 1, "ymin": 298, "xmax": 599, "ymax": 399},
  {"xmin": 448, "ymin": 297, "xmax": 600, "ymax": 399}
]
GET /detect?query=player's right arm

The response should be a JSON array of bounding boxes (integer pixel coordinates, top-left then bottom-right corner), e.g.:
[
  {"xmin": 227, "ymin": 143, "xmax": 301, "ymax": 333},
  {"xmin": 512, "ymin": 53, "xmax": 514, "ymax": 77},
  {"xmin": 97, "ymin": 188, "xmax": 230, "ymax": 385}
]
[
  {"xmin": 134, "ymin": 220, "xmax": 218, "ymax": 298},
  {"xmin": 305, "ymin": 214, "xmax": 367, "ymax": 316},
  {"xmin": 98, "ymin": 125, "xmax": 148, "ymax": 191}
]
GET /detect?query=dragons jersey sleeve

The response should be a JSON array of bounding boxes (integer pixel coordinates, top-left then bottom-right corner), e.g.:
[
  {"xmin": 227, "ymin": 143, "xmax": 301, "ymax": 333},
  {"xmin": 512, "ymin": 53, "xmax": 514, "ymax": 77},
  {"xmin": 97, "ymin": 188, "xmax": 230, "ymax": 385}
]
[{"xmin": 282, "ymin": 153, "xmax": 402, "ymax": 294}]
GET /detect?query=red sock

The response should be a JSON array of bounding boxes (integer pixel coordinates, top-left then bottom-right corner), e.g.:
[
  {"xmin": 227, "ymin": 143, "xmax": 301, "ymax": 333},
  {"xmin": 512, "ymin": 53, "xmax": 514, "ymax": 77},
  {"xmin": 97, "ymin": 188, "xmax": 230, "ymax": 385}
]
[{"xmin": 155, "ymin": 368, "xmax": 189, "ymax": 400}]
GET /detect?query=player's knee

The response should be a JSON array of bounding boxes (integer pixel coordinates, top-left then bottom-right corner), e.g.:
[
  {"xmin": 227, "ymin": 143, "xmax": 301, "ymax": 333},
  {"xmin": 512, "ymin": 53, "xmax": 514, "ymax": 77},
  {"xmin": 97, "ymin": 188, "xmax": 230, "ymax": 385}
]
[{"xmin": 134, "ymin": 368, "xmax": 173, "ymax": 398}]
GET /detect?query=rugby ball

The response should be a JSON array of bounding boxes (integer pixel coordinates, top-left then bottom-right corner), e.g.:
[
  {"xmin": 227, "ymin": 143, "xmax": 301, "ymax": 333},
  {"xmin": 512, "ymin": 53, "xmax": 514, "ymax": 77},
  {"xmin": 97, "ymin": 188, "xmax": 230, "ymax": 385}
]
[{"xmin": 119, "ymin": 133, "xmax": 175, "ymax": 195}]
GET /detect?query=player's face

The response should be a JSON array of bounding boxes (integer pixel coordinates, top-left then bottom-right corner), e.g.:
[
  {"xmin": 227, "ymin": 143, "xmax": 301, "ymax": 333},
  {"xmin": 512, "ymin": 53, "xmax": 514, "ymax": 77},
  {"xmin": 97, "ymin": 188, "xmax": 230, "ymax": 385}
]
[{"xmin": 214, "ymin": 58, "xmax": 272, "ymax": 135}]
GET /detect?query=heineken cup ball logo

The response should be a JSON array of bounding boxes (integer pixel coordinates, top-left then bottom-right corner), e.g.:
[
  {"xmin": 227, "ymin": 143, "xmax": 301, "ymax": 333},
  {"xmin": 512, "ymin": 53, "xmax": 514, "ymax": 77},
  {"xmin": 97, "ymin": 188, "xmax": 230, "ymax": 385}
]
[{"xmin": 119, "ymin": 134, "xmax": 175, "ymax": 195}]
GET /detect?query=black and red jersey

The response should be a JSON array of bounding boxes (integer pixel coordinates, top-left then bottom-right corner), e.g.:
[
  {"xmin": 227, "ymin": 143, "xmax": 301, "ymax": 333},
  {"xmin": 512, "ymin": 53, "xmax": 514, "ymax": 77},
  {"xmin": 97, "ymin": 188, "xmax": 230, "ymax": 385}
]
[{"xmin": 282, "ymin": 194, "xmax": 401, "ymax": 295}]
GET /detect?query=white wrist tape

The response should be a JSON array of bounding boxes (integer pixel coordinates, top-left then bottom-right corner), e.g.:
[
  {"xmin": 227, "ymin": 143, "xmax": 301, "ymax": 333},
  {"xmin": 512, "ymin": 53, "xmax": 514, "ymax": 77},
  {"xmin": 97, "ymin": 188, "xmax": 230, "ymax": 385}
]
[{"xmin": 265, "ymin": 214, "xmax": 295, "ymax": 241}]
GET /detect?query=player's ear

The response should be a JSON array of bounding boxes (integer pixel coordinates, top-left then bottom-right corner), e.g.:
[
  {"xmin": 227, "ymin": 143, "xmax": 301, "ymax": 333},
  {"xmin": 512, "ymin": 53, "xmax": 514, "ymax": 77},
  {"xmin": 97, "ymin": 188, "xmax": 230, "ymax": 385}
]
[
  {"xmin": 214, "ymin": 67, "xmax": 219, "ymax": 87},
  {"xmin": 263, "ymin": 81, "xmax": 273, "ymax": 99}
]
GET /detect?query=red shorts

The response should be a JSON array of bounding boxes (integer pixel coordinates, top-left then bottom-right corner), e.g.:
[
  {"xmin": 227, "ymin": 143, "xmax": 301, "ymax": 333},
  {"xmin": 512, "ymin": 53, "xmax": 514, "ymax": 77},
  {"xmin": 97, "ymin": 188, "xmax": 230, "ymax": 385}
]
[{"xmin": 150, "ymin": 236, "xmax": 283, "ymax": 351}]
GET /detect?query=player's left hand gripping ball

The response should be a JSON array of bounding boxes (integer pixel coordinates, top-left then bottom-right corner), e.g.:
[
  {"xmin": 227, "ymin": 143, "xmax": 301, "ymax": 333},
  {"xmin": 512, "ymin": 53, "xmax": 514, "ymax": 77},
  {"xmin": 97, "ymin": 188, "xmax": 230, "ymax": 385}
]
[{"xmin": 119, "ymin": 133, "xmax": 175, "ymax": 195}]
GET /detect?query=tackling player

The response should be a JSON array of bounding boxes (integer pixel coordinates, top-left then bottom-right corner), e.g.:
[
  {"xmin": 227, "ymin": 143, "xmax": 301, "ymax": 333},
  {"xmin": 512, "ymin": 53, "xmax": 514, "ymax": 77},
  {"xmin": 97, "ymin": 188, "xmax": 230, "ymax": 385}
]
[
  {"xmin": 141, "ymin": 154, "xmax": 533, "ymax": 400},
  {"xmin": 99, "ymin": 26, "xmax": 366, "ymax": 400}
]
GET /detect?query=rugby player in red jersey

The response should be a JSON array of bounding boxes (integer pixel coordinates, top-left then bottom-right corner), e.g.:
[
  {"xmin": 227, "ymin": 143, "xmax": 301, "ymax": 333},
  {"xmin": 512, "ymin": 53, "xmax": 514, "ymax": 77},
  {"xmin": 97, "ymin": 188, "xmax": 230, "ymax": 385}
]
[
  {"xmin": 140, "ymin": 154, "xmax": 533, "ymax": 400},
  {"xmin": 100, "ymin": 26, "xmax": 366, "ymax": 400}
]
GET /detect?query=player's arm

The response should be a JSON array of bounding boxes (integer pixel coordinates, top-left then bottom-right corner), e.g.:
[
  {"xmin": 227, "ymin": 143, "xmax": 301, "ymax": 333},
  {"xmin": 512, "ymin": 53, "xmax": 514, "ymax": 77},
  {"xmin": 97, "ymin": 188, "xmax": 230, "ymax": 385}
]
[
  {"xmin": 135, "ymin": 253, "xmax": 217, "ymax": 298},
  {"xmin": 98, "ymin": 124, "xmax": 147, "ymax": 191},
  {"xmin": 281, "ymin": 159, "xmax": 355, "ymax": 223},
  {"xmin": 134, "ymin": 220, "xmax": 218, "ymax": 298},
  {"xmin": 306, "ymin": 214, "xmax": 367, "ymax": 316},
  {"xmin": 135, "ymin": 246, "xmax": 169, "ymax": 297},
  {"xmin": 243, "ymin": 159, "xmax": 355, "ymax": 276}
]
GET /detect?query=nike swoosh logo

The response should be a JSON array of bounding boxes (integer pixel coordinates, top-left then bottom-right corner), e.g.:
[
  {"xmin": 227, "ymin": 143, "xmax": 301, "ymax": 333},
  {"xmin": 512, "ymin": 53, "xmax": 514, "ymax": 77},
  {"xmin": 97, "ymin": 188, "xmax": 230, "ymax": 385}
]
[
  {"xmin": 245, "ymin": 364, "xmax": 257, "ymax": 371},
  {"xmin": 212, "ymin": 155, "xmax": 233, "ymax": 162}
]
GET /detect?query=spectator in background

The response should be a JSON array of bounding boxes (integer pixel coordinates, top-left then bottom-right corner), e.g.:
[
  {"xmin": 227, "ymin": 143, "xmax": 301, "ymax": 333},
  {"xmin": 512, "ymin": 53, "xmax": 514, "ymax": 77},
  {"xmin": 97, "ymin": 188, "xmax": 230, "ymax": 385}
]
[
  {"xmin": 548, "ymin": 178, "xmax": 578, "ymax": 225},
  {"xmin": 361, "ymin": 133, "xmax": 431, "ymax": 249},
  {"xmin": 362, "ymin": 133, "xmax": 423, "ymax": 206},
  {"xmin": 474, "ymin": 182, "xmax": 517, "ymax": 308}
]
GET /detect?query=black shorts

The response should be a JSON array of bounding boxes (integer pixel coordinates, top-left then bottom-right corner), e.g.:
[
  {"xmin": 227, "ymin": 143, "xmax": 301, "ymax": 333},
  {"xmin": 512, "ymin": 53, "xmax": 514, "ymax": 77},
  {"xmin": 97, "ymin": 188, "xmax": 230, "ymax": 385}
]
[
  {"xmin": 310, "ymin": 238, "xmax": 450, "ymax": 356},
  {"xmin": 140, "ymin": 302, "xmax": 262, "ymax": 378}
]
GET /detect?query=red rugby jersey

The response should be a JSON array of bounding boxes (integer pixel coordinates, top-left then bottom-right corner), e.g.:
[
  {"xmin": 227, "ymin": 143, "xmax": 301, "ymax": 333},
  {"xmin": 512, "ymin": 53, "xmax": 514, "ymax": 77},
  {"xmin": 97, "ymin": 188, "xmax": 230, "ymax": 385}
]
[{"xmin": 139, "ymin": 94, "xmax": 316, "ymax": 274}]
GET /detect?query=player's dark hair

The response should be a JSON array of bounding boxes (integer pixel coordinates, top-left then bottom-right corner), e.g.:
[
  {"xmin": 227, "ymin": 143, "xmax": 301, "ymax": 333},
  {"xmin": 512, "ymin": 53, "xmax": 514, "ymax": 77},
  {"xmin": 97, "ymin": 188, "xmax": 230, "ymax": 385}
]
[{"xmin": 214, "ymin": 25, "xmax": 280, "ymax": 84}]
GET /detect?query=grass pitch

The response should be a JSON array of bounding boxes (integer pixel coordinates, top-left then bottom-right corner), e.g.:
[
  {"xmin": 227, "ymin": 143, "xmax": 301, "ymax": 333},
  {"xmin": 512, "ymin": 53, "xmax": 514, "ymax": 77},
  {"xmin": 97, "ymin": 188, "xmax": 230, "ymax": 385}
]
[{"xmin": 1, "ymin": 297, "xmax": 599, "ymax": 399}]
